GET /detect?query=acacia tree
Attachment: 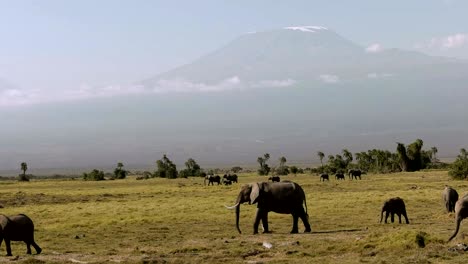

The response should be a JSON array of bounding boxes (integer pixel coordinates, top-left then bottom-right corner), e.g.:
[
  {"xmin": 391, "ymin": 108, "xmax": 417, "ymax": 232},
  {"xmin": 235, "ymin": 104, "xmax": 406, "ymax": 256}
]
[
  {"xmin": 276, "ymin": 156, "xmax": 289, "ymax": 175},
  {"xmin": 342, "ymin": 149, "xmax": 353, "ymax": 167},
  {"xmin": 257, "ymin": 153, "xmax": 271, "ymax": 175},
  {"xmin": 431, "ymin": 147, "xmax": 438, "ymax": 162},
  {"xmin": 19, "ymin": 162, "xmax": 29, "ymax": 181},
  {"xmin": 113, "ymin": 162, "xmax": 128, "ymax": 179},
  {"xmin": 317, "ymin": 151, "xmax": 325, "ymax": 167},
  {"xmin": 179, "ymin": 158, "xmax": 202, "ymax": 177},
  {"xmin": 154, "ymin": 155, "xmax": 178, "ymax": 179}
]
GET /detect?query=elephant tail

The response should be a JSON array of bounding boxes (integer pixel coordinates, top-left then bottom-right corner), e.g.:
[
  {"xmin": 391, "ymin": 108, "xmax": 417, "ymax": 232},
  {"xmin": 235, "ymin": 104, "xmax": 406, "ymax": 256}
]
[
  {"xmin": 448, "ymin": 215, "xmax": 462, "ymax": 242},
  {"xmin": 303, "ymin": 194, "xmax": 309, "ymax": 217}
]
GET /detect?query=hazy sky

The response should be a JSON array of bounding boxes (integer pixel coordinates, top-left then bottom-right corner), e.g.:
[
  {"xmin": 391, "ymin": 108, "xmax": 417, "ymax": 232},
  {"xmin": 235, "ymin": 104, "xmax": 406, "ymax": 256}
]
[{"xmin": 1, "ymin": 0, "xmax": 468, "ymax": 103}]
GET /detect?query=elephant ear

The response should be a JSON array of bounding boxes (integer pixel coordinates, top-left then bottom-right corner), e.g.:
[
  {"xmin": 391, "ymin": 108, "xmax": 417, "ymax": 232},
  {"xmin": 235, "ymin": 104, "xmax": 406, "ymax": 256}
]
[{"xmin": 250, "ymin": 183, "xmax": 261, "ymax": 204}]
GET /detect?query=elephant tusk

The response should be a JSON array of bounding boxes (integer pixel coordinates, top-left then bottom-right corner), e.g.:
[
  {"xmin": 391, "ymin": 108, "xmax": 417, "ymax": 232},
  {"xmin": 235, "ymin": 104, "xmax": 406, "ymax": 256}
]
[{"xmin": 225, "ymin": 203, "xmax": 240, "ymax": 210}]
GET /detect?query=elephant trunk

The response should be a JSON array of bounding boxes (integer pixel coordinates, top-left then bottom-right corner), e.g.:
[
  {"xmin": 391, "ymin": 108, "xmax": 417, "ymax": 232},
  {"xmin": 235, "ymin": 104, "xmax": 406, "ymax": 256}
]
[
  {"xmin": 380, "ymin": 208, "xmax": 384, "ymax": 223},
  {"xmin": 448, "ymin": 215, "xmax": 462, "ymax": 242},
  {"xmin": 235, "ymin": 203, "xmax": 241, "ymax": 234}
]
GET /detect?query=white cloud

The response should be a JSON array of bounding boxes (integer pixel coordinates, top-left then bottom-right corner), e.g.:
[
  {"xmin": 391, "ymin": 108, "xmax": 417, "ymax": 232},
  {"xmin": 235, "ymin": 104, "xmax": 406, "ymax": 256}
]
[
  {"xmin": 366, "ymin": 43, "xmax": 384, "ymax": 53},
  {"xmin": 152, "ymin": 76, "xmax": 242, "ymax": 93},
  {"xmin": 0, "ymin": 76, "xmax": 300, "ymax": 107},
  {"xmin": 415, "ymin": 33, "xmax": 468, "ymax": 50},
  {"xmin": 250, "ymin": 79, "xmax": 297, "ymax": 88},
  {"xmin": 367, "ymin": 73, "xmax": 394, "ymax": 79},
  {"xmin": 318, "ymin": 74, "xmax": 340, "ymax": 83}
]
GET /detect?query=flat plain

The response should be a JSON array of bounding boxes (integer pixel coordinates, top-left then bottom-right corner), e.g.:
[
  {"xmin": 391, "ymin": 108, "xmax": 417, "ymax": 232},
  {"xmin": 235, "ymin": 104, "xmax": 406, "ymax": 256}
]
[{"xmin": 0, "ymin": 170, "xmax": 467, "ymax": 264}]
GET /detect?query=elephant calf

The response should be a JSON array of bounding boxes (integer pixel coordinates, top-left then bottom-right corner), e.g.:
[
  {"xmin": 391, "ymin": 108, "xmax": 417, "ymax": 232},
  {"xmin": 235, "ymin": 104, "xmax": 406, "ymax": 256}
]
[
  {"xmin": 268, "ymin": 176, "xmax": 280, "ymax": 182},
  {"xmin": 442, "ymin": 186, "xmax": 459, "ymax": 213},
  {"xmin": 380, "ymin": 197, "xmax": 409, "ymax": 224},
  {"xmin": 335, "ymin": 173, "xmax": 345, "ymax": 180},
  {"xmin": 0, "ymin": 214, "xmax": 42, "ymax": 256}
]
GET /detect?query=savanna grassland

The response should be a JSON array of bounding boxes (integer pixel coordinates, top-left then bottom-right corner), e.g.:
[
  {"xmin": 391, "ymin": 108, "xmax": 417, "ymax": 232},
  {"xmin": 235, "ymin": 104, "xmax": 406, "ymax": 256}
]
[{"xmin": 0, "ymin": 171, "xmax": 467, "ymax": 264}]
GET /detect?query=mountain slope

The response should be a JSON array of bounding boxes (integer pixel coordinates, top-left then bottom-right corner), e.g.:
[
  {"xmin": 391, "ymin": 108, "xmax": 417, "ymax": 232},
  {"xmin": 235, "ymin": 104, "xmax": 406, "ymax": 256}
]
[{"xmin": 142, "ymin": 26, "xmax": 468, "ymax": 90}]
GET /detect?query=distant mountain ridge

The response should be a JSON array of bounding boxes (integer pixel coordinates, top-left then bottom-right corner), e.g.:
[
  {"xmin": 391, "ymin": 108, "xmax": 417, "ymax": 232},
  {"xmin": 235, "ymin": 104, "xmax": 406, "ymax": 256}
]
[{"xmin": 142, "ymin": 26, "xmax": 468, "ymax": 91}]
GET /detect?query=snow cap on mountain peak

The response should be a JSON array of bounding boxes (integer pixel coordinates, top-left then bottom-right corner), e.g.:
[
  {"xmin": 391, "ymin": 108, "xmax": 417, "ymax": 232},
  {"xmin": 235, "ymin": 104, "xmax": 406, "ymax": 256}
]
[{"xmin": 284, "ymin": 26, "xmax": 328, "ymax": 33}]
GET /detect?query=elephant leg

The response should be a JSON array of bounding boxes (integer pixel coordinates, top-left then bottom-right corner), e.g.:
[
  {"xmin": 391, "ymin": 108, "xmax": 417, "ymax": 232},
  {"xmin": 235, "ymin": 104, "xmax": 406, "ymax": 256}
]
[
  {"xmin": 299, "ymin": 209, "xmax": 311, "ymax": 233},
  {"xmin": 5, "ymin": 239, "xmax": 12, "ymax": 256},
  {"xmin": 32, "ymin": 242, "xmax": 42, "ymax": 254},
  {"xmin": 26, "ymin": 242, "xmax": 32, "ymax": 254},
  {"xmin": 290, "ymin": 213, "xmax": 299, "ymax": 234},
  {"xmin": 253, "ymin": 209, "xmax": 263, "ymax": 234},
  {"xmin": 261, "ymin": 212, "xmax": 270, "ymax": 233},
  {"xmin": 385, "ymin": 211, "xmax": 389, "ymax": 223},
  {"xmin": 391, "ymin": 213, "xmax": 395, "ymax": 223},
  {"xmin": 397, "ymin": 213, "xmax": 402, "ymax": 224},
  {"xmin": 403, "ymin": 211, "xmax": 410, "ymax": 224}
]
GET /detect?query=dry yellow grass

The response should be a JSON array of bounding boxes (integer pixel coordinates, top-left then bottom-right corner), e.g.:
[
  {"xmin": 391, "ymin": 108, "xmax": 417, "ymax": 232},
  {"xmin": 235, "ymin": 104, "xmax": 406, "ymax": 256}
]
[{"xmin": 0, "ymin": 171, "xmax": 467, "ymax": 263}]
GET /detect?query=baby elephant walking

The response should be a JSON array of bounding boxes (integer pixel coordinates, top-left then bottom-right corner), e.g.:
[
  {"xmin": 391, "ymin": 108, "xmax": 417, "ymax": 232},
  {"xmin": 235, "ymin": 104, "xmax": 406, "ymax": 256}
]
[
  {"xmin": 0, "ymin": 214, "xmax": 42, "ymax": 256},
  {"xmin": 380, "ymin": 197, "xmax": 409, "ymax": 224}
]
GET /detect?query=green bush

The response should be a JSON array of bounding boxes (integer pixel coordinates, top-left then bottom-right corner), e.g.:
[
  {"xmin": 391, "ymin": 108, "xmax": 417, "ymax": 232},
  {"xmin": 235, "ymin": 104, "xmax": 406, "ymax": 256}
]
[
  {"xmin": 83, "ymin": 169, "xmax": 105, "ymax": 181},
  {"xmin": 449, "ymin": 148, "xmax": 468, "ymax": 180},
  {"xmin": 154, "ymin": 155, "xmax": 178, "ymax": 179}
]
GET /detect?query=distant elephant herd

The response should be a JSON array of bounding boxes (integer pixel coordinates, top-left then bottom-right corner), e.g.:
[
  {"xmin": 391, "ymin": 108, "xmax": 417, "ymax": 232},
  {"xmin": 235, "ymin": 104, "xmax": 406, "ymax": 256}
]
[
  {"xmin": 320, "ymin": 169, "xmax": 363, "ymax": 182},
  {"xmin": 2, "ymin": 174, "xmax": 468, "ymax": 256},
  {"xmin": 204, "ymin": 174, "xmax": 238, "ymax": 186},
  {"xmin": 223, "ymin": 177, "xmax": 468, "ymax": 243}
]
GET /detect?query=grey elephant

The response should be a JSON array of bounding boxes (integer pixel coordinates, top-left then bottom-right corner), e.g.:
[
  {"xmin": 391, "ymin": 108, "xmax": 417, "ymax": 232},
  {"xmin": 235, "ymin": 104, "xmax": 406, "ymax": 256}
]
[
  {"xmin": 448, "ymin": 194, "xmax": 468, "ymax": 241},
  {"xmin": 0, "ymin": 214, "xmax": 42, "ymax": 256},
  {"xmin": 222, "ymin": 178, "xmax": 232, "ymax": 185},
  {"xmin": 268, "ymin": 176, "xmax": 280, "ymax": 182},
  {"xmin": 223, "ymin": 174, "xmax": 238, "ymax": 183},
  {"xmin": 320, "ymin": 173, "xmax": 329, "ymax": 181},
  {"xmin": 335, "ymin": 173, "xmax": 345, "ymax": 180},
  {"xmin": 204, "ymin": 175, "xmax": 221, "ymax": 186},
  {"xmin": 348, "ymin": 169, "xmax": 362, "ymax": 180},
  {"xmin": 380, "ymin": 197, "xmax": 409, "ymax": 224},
  {"xmin": 442, "ymin": 186, "xmax": 459, "ymax": 213},
  {"xmin": 225, "ymin": 181, "xmax": 311, "ymax": 234}
]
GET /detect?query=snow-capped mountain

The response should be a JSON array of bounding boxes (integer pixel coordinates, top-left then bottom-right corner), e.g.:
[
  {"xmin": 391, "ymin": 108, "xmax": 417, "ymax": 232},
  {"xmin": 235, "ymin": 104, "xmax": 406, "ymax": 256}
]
[{"xmin": 142, "ymin": 26, "xmax": 468, "ymax": 90}]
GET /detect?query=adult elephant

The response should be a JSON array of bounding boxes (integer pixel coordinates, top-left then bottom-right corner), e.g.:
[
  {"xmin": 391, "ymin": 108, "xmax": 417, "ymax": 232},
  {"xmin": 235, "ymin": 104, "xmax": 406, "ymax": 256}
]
[
  {"xmin": 225, "ymin": 181, "xmax": 311, "ymax": 234},
  {"xmin": 320, "ymin": 173, "xmax": 329, "ymax": 181},
  {"xmin": 0, "ymin": 214, "xmax": 42, "ymax": 256},
  {"xmin": 448, "ymin": 194, "xmax": 468, "ymax": 241},
  {"xmin": 204, "ymin": 175, "xmax": 221, "ymax": 186},
  {"xmin": 380, "ymin": 197, "xmax": 409, "ymax": 224},
  {"xmin": 224, "ymin": 174, "xmax": 238, "ymax": 183},
  {"xmin": 442, "ymin": 186, "xmax": 459, "ymax": 213},
  {"xmin": 348, "ymin": 169, "xmax": 362, "ymax": 180}
]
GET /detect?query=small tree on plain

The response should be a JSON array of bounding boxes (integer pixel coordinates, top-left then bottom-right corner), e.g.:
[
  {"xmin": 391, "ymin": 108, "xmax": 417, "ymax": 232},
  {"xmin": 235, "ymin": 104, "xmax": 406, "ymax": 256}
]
[
  {"xmin": 449, "ymin": 148, "xmax": 468, "ymax": 180},
  {"xmin": 113, "ymin": 162, "xmax": 128, "ymax": 179},
  {"xmin": 19, "ymin": 162, "xmax": 29, "ymax": 181},
  {"xmin": 231, "ymin": 166, "xmax": 243, "ymax": 173},
  {"xmin": 290, "ymin": 166, "xmax": 299, "ymax": 175},
  {"xmin": 257, "ymin": 153, "xmax": 271, "ymax": 175},
  {"xmin": 154, "ymin": 155, "xmax": 178, "ymax": 179}
]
